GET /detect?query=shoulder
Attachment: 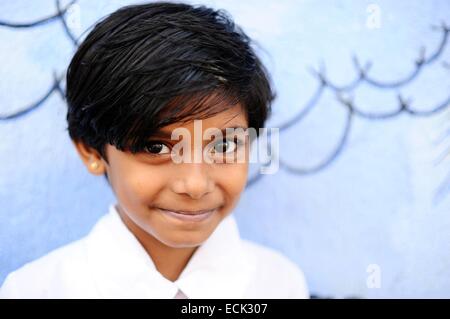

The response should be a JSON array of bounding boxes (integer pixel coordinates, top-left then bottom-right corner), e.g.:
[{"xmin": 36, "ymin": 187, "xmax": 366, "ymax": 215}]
[
  {"xmin": 0, "ymin": 238, "xmax": 93, "ymax": 298},
  {"xmin": 241, "ymin": 239, "xmax": 309, "ymax": 299},
  {"xmin": 0, "ymin": 210, "xmax": 118, "ymax": 299}
]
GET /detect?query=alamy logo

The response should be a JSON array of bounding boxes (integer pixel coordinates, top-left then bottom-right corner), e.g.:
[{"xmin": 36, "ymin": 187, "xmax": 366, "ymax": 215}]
[
  {"xmin": 366, "ymin": 4, "xmax": 382, "ymax": 30},
  {"xmin": 366, "ymin": 264, "xmax": 381, "ymax": 289},
  {"xmin": 167, "ymin": 120, "xmax": 279, "ymax": 174}
]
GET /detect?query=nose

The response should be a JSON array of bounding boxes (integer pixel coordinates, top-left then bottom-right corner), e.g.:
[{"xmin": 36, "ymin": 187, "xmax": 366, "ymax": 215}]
[{"xmin": 171, "ymin": 163, "xmax": 215, "ymax": 200}]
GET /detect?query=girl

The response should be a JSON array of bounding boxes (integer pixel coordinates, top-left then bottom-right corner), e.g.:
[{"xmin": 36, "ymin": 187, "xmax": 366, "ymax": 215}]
[{"xmin": 0, "ymin": 1, "xmax": 308, "ymax": 299}]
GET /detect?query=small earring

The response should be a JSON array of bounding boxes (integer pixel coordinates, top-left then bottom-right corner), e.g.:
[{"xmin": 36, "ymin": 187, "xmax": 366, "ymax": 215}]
[{"xmin": 90, "ymin": 161, "xmax": 99, "ymax": 170}]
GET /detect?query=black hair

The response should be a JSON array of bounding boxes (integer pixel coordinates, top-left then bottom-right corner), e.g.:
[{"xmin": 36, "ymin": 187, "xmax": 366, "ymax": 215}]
[{"xmin": 66, "ymin": 1, "xmax": 275, "ymax": 161}]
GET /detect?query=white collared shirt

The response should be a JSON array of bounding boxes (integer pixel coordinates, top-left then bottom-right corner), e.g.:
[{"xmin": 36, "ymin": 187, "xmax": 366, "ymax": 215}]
[{"xmin": 0, "ymin": 204, "xmax": 309, "ymax": 299}]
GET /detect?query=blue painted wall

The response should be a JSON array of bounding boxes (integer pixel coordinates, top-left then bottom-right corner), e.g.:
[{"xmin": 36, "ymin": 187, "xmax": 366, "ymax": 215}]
[{"xmin": 1, "ymin": 0, "xmax": 449, "ymax": 298}]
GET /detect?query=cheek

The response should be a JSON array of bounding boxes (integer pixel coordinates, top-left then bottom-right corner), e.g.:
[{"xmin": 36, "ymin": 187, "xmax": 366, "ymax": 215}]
[
  {"xmin": 109, "ymin": 160, "xmax": 165, "ymax": 206},
  {"xmin": 218, "ymin": 162, "xmax": 249, "ymax": 197}
]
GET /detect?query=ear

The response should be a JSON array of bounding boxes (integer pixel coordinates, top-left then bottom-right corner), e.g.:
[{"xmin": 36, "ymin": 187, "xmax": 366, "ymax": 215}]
[{"xmin": 72, "ymin": 140, "xmax": 107, "ymax": 176}]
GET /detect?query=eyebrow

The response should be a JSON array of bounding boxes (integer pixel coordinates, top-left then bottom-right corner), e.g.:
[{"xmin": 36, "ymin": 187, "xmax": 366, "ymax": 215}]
[{"xmin": 149, "ymin": 126, "xmax": 249, "ymax": 140}]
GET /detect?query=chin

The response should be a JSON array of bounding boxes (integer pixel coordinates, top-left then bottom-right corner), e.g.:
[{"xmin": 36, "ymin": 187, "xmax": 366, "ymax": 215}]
[{"xmin": 158, "ymin": 232, "xmax": 209, "ymax": 249}]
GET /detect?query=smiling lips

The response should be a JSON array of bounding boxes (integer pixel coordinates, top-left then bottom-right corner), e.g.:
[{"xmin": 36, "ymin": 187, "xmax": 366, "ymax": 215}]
[
  {"xmin": 159, "ymin": 208, "xmax": 216, "ymax": 215},
  {"xmin": 157, "ymin": 207, "xmax": 219, "ymax": 222}
]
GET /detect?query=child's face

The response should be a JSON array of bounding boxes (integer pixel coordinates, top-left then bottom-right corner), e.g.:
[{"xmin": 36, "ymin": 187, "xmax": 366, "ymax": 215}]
[{"xmin": 75, "ymin": 104, "xmax": 250, "ymax": 248}]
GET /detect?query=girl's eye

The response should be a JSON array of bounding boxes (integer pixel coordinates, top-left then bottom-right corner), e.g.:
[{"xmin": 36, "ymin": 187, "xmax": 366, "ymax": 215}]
[
  {"xmin": 213, "ymin": 138, "xmax": 241, "ymax": 154},
  {"xmin": 144, "ymin": 142, "xmax": 171, "ymax": 155}
]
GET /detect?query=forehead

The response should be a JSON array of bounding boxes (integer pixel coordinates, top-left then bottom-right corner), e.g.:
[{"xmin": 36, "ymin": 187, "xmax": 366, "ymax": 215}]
[{"xmin": 159, "ymin": 103, "xmax": 247, "ymax": 133}]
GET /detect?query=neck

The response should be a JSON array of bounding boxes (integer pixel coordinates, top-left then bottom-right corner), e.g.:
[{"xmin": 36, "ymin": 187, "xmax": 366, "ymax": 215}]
[{"xmin": 117, "ymin": 207, "xmax": 197, "ymax": 282}]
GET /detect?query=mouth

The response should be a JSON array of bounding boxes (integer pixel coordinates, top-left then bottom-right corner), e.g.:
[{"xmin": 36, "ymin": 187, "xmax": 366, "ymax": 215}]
[{"xmin": 156, "ymin": 207, "xmax": 219, "ymax": 222}]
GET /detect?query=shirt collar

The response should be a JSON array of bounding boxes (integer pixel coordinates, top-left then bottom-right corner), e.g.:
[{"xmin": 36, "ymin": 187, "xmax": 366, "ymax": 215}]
[{"xmin": 85, "ymin": 204, "xmax": 253, "ymax": 298}]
